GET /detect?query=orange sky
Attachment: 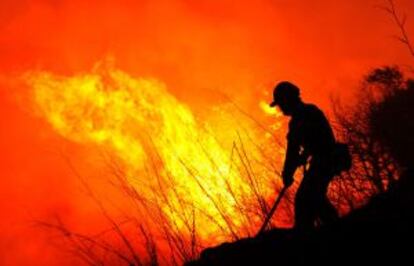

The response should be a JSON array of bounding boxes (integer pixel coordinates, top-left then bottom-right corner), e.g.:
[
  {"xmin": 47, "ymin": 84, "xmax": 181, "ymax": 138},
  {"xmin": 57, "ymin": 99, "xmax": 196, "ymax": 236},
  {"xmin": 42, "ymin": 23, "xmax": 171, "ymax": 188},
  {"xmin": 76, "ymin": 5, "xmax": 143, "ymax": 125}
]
[{"xmin": 1, "ymin": 0, "xmax": 414, "ymax": 265}]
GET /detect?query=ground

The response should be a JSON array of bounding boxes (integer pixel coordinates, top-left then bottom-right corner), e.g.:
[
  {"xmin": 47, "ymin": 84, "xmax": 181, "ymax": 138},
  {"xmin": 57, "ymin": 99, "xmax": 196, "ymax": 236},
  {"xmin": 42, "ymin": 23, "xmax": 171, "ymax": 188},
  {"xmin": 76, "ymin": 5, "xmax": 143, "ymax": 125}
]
[{"xmin": 186, "ymin": 170, "xmax": 414, "ymax": 266}]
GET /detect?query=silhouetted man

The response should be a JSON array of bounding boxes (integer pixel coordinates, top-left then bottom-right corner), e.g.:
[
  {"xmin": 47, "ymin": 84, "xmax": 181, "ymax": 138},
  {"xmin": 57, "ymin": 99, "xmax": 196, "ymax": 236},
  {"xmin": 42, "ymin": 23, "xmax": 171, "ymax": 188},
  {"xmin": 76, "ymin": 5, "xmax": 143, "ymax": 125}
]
[{"xmin": 269, "ymin": 81, "xmax": 338, "ymax": 230}]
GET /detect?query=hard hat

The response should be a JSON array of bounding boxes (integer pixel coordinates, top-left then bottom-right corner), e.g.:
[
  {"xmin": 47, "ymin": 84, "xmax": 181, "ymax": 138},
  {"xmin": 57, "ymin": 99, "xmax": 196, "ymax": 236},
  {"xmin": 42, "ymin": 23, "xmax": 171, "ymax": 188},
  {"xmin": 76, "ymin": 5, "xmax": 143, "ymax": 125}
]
[{"xmin": 269, "ymin": 81, "xmax": 300, "ymax": 107}]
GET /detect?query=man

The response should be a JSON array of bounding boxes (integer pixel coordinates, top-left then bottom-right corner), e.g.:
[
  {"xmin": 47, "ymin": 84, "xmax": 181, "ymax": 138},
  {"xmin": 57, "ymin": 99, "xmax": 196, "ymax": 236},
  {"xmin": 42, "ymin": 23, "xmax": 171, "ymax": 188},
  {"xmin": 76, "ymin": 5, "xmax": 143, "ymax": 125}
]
[{"xmin": 269, "ymin": 81, "xmax": 338, "ymax": 230}]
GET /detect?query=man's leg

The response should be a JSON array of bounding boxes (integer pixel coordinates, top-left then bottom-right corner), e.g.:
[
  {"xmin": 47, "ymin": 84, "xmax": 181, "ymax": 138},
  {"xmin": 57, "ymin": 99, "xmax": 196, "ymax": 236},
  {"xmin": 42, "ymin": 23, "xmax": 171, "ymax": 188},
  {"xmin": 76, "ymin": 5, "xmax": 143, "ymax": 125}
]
[
  {"xmin": 294, "ymin": 177, "xmax": 318, "ymax": 231},
  {"xmin": 318, "ymin": 181, "xmax": 338, "ymax": 225}
]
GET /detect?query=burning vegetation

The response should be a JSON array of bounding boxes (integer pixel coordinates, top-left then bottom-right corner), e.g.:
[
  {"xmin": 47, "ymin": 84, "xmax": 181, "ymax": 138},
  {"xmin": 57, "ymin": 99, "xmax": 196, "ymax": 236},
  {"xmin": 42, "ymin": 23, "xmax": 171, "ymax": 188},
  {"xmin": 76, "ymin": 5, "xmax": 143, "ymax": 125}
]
[
  {"xmin": 23, "ymin": 61, "xmax": 407, "ymax": 265},
  {"xmin": 25, "ymin": 60, "xmax": 293, "ymax": 265}
]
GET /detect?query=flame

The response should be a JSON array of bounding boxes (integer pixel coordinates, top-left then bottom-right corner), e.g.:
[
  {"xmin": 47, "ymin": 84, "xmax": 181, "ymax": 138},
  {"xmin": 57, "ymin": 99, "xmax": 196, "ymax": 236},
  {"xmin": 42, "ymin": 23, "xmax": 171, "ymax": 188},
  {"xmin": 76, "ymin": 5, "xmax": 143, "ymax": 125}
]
[
  {"xmin": 259, "ymin": 101, "xmax": 278, "ymax": 116},
  {"xmin": 260, "ymin": 101, "xmax": 284, "ymax": 140},
  {"xmin": 25, "ymin": 61, "xmax": 285, "ymax": 246}
]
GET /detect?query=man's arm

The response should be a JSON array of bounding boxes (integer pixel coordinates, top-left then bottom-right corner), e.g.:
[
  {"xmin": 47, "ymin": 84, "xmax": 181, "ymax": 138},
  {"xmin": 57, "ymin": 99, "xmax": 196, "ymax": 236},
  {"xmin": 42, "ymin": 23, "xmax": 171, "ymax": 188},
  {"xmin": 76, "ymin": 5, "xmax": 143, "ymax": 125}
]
[{"xmin": 282, "ymin": 123, "xmax": 301, "ymax": 186}]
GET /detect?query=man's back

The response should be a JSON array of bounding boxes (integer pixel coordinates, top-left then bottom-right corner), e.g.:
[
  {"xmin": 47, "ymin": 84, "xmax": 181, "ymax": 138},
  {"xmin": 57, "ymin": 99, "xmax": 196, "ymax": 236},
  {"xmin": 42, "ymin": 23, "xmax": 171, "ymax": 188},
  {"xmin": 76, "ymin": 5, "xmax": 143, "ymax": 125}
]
[{"xmin": 288, "ymin": 103, "xmax": 335, "ymax": 157}]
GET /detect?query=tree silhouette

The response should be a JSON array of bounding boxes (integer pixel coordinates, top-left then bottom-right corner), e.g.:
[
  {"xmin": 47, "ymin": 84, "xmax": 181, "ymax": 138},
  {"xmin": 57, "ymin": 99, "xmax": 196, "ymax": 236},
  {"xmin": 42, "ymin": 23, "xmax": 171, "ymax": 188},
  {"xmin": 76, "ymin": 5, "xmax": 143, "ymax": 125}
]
[
  {"xmin": 331, "ymin": 66, "xmax": 411, "ymax": 212},
  {"xmin": 368, "ymin": 71, "xmax": 414, "ymax": 171}
]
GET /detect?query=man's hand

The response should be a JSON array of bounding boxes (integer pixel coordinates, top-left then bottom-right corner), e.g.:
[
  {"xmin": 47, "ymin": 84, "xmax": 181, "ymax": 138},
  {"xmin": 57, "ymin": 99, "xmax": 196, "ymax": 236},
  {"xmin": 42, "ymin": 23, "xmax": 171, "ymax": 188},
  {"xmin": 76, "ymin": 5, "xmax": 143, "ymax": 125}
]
[{"xmin": 282, "ymin": 171, "xmax": 294, "ymax": 187}]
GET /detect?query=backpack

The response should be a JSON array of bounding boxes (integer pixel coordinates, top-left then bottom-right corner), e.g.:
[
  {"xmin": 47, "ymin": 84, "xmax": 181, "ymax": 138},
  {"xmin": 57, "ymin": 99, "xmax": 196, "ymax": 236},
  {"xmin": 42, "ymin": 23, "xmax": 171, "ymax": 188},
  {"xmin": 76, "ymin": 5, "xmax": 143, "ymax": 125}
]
[{"xmin": 332, "ymin": 142, "xmax": 352, "ymax": 175}]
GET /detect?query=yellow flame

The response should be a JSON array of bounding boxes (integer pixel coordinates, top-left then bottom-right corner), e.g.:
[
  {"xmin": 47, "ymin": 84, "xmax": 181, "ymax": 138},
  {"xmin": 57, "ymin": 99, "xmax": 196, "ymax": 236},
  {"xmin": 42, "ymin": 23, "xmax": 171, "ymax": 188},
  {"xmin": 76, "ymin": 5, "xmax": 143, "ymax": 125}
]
[
  {"xmin": 260, "ymin": 100, "xmax": 283, "ymax": 116},
  {"xmin": 25, "ymin": 62, "xmax": 284, "ymax": 244}
]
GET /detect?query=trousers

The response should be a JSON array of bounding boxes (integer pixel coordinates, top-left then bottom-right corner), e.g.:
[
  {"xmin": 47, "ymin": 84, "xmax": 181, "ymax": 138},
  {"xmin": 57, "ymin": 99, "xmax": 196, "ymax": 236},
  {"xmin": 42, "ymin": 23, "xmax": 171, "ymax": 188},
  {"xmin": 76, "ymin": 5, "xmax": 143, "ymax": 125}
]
[{"xmin": 294, "ymin": 156, "xmax": 338, "ymax": 230}]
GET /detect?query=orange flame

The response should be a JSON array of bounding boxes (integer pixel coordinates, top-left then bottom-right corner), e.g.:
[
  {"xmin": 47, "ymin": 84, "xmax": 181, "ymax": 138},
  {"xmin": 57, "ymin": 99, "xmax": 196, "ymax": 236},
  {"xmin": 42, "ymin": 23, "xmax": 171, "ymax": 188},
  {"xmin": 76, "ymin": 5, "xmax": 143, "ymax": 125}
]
[{"xmin": 25, "ymin": 60, "xmax": 285, "ymax": 245}]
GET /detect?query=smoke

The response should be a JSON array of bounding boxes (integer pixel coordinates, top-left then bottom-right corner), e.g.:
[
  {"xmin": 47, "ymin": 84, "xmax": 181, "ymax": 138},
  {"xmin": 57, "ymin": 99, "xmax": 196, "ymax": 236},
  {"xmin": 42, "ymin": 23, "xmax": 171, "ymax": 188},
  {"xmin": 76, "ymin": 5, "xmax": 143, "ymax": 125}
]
[{"xmin": 1, "ymin": 0, "xmax": 412, "ymax": 107}]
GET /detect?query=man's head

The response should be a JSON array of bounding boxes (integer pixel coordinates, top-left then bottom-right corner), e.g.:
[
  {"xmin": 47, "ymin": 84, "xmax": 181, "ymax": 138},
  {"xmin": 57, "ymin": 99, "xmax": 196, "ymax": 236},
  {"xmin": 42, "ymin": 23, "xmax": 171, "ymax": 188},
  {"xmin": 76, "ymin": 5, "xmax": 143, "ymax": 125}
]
[{"xmin": 269, "ymin": 81, "xmax": 301, "ymax": 116}]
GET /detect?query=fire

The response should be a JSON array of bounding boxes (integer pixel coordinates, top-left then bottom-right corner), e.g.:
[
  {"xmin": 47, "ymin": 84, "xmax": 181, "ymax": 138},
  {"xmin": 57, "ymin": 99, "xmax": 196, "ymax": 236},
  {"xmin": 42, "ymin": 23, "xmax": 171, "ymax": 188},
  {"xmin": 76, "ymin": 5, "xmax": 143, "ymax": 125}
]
[
  {"xmin": 25, "ymin": 60, "xmax": 285, "ymax": 247},
  {"xmin": 260, "ymin": 101, "xmax": 278, "ymax": 116}
]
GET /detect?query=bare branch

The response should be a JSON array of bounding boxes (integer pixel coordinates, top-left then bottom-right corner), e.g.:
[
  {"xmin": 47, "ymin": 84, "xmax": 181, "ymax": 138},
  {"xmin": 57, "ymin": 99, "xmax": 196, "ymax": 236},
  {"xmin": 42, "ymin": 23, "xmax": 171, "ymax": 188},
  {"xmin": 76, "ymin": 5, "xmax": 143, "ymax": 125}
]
[{"xmin": 382, "ymin": 0, "xmax": 414, "ymax": 57}]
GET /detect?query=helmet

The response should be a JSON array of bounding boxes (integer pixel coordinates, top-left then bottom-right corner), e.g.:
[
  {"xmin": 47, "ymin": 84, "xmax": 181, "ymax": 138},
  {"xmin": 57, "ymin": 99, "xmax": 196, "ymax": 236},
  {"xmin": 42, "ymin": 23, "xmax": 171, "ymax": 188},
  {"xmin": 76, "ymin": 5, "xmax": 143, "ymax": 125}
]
[{"xmin": 269, "ymin": 81, "xmax": 300, "ymax": 107}]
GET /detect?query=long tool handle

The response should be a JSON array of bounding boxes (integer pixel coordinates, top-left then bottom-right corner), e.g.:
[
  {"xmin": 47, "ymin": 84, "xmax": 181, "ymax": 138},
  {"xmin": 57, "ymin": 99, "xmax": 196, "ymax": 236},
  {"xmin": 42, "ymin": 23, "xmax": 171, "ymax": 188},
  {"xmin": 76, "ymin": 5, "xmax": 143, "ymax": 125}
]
[{"xmin": 256, "ymin": 186, "xmax": 287, "ymax": 236}]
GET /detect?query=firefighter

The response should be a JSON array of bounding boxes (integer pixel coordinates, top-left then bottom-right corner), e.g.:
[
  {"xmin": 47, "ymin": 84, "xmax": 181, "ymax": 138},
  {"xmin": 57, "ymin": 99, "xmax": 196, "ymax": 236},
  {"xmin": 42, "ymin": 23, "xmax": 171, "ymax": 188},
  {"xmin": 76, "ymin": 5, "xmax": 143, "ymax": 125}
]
[{"xmin": 269, "ymin": 81, "xmax": 338, "ymax": 230}]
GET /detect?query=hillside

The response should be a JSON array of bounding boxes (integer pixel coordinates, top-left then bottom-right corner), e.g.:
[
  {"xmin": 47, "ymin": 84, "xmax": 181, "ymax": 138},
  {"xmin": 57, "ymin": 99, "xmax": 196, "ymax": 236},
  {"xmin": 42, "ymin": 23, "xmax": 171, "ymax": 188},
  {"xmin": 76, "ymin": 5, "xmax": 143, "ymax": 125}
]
[{"xmin": 186, "ymin": 170, "xmax": 414, "ymax": 266}]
